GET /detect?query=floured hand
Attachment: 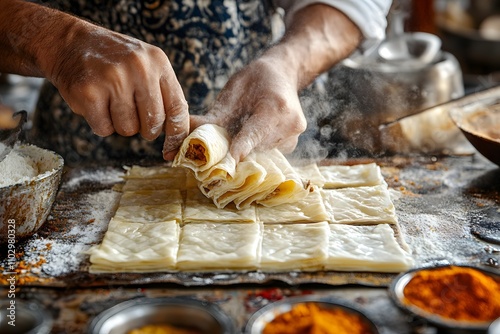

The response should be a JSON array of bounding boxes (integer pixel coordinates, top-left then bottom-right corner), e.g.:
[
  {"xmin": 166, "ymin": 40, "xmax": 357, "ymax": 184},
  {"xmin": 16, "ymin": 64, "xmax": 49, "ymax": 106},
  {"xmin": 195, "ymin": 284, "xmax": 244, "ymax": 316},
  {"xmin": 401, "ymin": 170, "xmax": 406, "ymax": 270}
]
[
  {"xmin": 46, "ymin": 21, "xmax": 189, "ymax": 160},
  {"xmin": 190, "ymin": 54, "xmax": 306, "ymax": 164}
]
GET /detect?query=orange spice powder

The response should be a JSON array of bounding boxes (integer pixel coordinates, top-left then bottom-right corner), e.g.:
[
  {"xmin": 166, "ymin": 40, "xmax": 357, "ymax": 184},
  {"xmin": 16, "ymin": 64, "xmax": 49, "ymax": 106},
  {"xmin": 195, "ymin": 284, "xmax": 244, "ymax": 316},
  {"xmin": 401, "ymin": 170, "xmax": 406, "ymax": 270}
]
[
  {"xmin": 263, "ymin": 302, "xmax": 373, "ymax": 334},
  {"xmin": 403, "ymin": 266, "xmax": 500, "ymax": 322}
]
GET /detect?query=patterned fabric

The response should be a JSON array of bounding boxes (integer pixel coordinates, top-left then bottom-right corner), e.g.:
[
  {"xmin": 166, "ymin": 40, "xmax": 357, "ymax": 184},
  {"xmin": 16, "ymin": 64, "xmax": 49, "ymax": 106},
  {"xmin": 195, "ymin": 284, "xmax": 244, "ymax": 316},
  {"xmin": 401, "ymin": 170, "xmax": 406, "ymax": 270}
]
[{"xmin": 31, "ymin": 0, "xmax": 275, "ymax": 165}]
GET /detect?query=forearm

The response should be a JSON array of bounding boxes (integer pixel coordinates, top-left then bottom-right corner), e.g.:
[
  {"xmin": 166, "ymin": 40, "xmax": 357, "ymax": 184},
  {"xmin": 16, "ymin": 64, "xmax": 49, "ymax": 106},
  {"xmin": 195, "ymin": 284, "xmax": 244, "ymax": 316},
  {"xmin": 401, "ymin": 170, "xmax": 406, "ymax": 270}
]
[
  {"xmin": 0, "ymin": 0, "xmax": 81, "ymax": 79},
  {"xmin": 262, "ymin": 4, "xmax": 362, "ymax": 90}
]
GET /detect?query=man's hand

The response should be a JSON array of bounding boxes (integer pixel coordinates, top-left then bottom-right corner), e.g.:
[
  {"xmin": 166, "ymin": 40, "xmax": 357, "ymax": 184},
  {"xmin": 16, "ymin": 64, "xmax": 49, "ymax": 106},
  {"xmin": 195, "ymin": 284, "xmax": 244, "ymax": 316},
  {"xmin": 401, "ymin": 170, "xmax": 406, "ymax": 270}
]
[
  {"xmin": 191, "ymin": 55, "xmax": 306, "ymax": 164},
  {"xmin": 49, "ymin": 22, "xmax": 189, "ymax": 160},
  {"xmin": 191, "ymin": 4, "xmax": 362, "ymax": 163},
  {"xmin": 0, "ymin": 0, "xmax": 189, "ymax": 160}
]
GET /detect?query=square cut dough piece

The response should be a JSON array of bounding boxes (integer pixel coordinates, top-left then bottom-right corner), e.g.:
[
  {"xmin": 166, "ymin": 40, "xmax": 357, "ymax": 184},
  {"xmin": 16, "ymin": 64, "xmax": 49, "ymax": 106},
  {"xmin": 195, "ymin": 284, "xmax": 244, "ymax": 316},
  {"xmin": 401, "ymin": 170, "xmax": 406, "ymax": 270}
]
[
  {"xmin": 119, "ymin": 189, "xmax": 182, "ymax": 206},
  {"xmin": 295, "ymin": 163, "xmax": 325, "ymax": 188},
  {"xmin": 322, "ymin": 185, "xmax": 398, "ymax": 225},
  {"xmin": 326, "ymin": 224, "xmax": 414, "ymax": 272},
  {"xmin": 319, "ymin": 163, "xmax": 385, "ymax": 189},
  {"xmin": 183, "ymin": 189, "xmax": 256, "ymax": 224},
  {"xmin": 115, "ymin": 189, "xmax": 183, "ymax": 223},
  {"xmin": 124, "ymin": 165, "xmax": 183, "ymax": 179},
  {"xmin": 122, "ymin": 177, "xmax": 186, "ymax": 192},
  {"xmin": 260, "ymin": 222, "xmax": 329, "ymax": 272},
  {"xmin": 177, "ymin": 222, "xmax": 262, "ymax": 271},
  {"xmin": 256, "ymin": 190, "xmax": 328, "ymax": 224},
  {"xmin": 89, "ymin": 219, "xmax": 179, "ymax": 273}
]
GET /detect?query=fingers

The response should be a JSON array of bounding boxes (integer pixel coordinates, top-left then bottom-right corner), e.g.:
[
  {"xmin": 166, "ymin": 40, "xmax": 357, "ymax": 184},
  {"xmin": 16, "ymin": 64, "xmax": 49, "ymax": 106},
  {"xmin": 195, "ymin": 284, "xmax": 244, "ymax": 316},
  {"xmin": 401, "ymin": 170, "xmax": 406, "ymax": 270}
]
[
  {"xmin": 277, "ymin": 135, "xmax": 299, "ymax": 154},
  {"xmin": 135, "ymin": 84, "xmax": 165, "ymax": 141},
  {"xmin": 160, "ymin": 69, "xmax": 189, "ymax": 160},
  {"xmin": 109, "ymin": 81, "xmax": 140, "ymax": 136},
  {"xmin": 68, "ymin": 85, "xmax": 115, "ymax": 137}
]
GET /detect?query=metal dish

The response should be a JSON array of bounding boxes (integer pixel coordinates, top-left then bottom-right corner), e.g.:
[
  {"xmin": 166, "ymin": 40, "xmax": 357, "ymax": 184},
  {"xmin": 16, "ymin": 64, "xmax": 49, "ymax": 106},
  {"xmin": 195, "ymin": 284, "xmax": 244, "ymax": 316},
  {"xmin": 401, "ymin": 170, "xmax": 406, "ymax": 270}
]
[
  {"xmin": 390, "ymin": 265, "xmax": 500, "ymax": 334},
  {"xmin": 87, "ymin": 297, "xmax": 235, "ymax": 334},
  {"xmin": 0, "ymin": 299, "xmax": 53, "ymax": 334},
  {"xmin": 448, "ymin": 93, "xmax": 500, "ymax": 166},
  {"xmin": 0, "ymin": 144, "xmax": 64, "ymax": 241},
  {"xmin": 489, "ymin": 317, "xmax": 500, "ymax": 334},
  {"xmin": 244, "ymin": 295, "xmax": 379, "ymax": 334}
]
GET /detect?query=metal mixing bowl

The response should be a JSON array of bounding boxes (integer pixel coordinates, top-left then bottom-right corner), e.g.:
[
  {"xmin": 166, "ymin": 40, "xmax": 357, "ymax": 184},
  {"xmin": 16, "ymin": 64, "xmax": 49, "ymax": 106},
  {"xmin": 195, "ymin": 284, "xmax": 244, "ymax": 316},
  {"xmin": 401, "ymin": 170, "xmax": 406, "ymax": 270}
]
[
  {"xmin": 87, "ymin": 297, "xmax": 235, "ymax": 334},
  {"xmin": 0, "ymin": 144, "xmax": 64, "ymax": 242}
]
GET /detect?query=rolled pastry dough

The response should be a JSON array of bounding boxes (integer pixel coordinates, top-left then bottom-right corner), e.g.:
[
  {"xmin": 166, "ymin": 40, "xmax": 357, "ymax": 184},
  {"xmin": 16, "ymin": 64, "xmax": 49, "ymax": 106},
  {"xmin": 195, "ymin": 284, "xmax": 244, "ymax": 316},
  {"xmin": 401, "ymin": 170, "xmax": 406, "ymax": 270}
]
[
  {"xmin": 173, "ymin": 124, "xmax": 311, "ymax": 208},
  {"xmin": 173, "ymin": 124, "xmax": 230, "ymax": 173}
]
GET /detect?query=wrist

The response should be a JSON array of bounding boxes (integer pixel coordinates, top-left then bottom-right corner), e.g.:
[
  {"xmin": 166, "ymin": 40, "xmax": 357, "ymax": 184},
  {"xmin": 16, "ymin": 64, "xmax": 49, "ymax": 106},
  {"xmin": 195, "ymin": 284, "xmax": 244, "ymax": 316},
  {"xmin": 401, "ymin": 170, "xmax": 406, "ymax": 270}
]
[
  {"xmin": 0, "ymin": 0, "xmax": 85, "ymax": 80},
  {"xmin": 270, "ymin": 4, "xmax": 362, "ymax": 90}
]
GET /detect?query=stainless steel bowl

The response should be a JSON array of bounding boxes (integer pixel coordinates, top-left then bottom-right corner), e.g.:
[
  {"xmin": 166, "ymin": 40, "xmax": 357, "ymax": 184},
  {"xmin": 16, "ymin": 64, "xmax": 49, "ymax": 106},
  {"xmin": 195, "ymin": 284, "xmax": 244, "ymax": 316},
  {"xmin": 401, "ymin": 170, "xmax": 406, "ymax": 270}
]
[
  {"xmin": 244, "ymin": 295, "xmax": 379, "ymax": 334},
  {"xmin": 0, "ymin": 144, "xmax": 63, "ymax": 242},
  {"xmin": 390, "ymin": 265, "xmax": 500, "ymax": 334},
  {"xmin": 0, "ymin": 299, "xmax": 52, "ymax": 334},
  {"xmin": 87, "ymin": 297, "xmax": 235, "ymax": 334},
  {"xmin": 449, "ymin": 94, "xmax": 500, "ymax": 166}
]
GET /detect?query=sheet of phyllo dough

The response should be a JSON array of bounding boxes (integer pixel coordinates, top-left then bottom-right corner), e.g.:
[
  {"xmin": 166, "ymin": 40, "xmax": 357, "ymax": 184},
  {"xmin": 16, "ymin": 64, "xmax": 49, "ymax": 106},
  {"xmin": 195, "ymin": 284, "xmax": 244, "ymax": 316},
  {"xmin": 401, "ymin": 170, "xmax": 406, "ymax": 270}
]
[
  {"xmin": 115, "ymin": 189, "xmax": 183, "ymax": 223},
  {"xmin": 183, "ymin": 188, "xmax": 256, "ymax": 224},
  {"xmin": 176, "ymin": 222, "xmax": 262, "ymax": 271},
  {"xmin": 294, "ymin": 163, "xmax": 325, "ymax": 188},
  {"xmin": 123, "ymin": 164, "xmax": 184, "ymax": 179},
  {"xmin": 234, "ymin": 151, "xmax": 286, "ymax": 209},
  {"xmin": 256, "ymin": 149, "xmax": 311, "ymax": 207},
  {"xmin": 321, "ymin": 185, "xmax": 398, "ymax": 225},
  {"xmin": 205, "ymin": 154, "xmax": 266, "ymax": 208},
  {"xmin": 319, "ymin": 163, "xmax": 385, "ymax": 189},
  {"xmin": 88, "ymin": 218, "xmax": 179, "ymax": 273},
  {"xmin": 325, "ymin": 224, "xmax": 414, "ymax": 272},
  {"xmin": 260, "ymin": 222, "xmax": 329, "ymax": 272},
  {"xmin": 122, "ymin": 176, "xmax": 186, "ymax": 192},
  {"xmin": 256, "ymin": 190, "xmax": 328, "ymax": 224}
]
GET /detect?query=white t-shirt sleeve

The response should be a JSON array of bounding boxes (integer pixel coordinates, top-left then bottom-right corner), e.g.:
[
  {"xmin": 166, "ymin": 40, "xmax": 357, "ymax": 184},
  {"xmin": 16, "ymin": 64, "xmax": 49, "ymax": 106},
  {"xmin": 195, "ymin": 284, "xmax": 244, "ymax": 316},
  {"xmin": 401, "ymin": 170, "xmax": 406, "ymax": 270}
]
[{"xmin": 274, "ymin": 0, "xmax": 391, "ymax": 42}]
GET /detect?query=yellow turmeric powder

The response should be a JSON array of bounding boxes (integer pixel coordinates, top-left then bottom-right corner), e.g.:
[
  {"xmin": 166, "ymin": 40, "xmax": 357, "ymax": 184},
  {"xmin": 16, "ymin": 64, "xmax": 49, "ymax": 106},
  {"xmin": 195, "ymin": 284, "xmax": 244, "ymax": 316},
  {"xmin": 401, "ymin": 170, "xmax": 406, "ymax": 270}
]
[
  {"xmin": 263, "ymin": 302, "xmax": 374, "ymax": 334},
  {"xmin": 403, "ymin": 266, "xmax": 500, "ymax": 322},
  {"xmin": 128, "ymin": 324, "xmax": 201, "ymax": 334}
]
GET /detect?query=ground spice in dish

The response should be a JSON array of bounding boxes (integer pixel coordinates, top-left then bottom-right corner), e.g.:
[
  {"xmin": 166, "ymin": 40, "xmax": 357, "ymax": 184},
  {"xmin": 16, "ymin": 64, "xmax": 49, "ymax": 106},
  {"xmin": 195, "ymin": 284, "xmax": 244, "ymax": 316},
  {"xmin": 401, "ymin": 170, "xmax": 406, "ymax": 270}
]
[
  {"xmin": 128, "ymin": 324, "xmax": 201, "ymax": 334},
  {"xmin": 263, "ymin": 302, "xmax": 373, "ymax": 334},
  {"xmin": 403, "ymin": 266, "xmax": 500, "ymax": 322}
]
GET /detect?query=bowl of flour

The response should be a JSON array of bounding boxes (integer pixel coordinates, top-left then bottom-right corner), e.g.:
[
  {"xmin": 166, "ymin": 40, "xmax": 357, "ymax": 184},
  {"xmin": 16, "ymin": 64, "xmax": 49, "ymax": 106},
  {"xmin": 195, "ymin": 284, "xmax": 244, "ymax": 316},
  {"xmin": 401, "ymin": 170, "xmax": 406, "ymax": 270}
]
[{"xmin": 0, "ymin": 144, "xmax": 64, "ymax": 242}]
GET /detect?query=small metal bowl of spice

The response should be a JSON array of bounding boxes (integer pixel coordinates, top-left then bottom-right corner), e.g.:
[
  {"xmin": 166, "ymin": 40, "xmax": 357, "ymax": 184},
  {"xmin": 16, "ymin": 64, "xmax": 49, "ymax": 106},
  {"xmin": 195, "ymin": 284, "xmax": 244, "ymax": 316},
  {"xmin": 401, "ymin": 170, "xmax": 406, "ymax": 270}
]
[
  {"xmin": 390, "ymin": 264, "xmax": 500, "ymax": 333},
  {"xmin": 87, "ymin": 297, "xmax": 235, "ymax": 334},
  {"xmin": 244, "ymin": 295, "xmax": 379, "ymax": 334}
]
